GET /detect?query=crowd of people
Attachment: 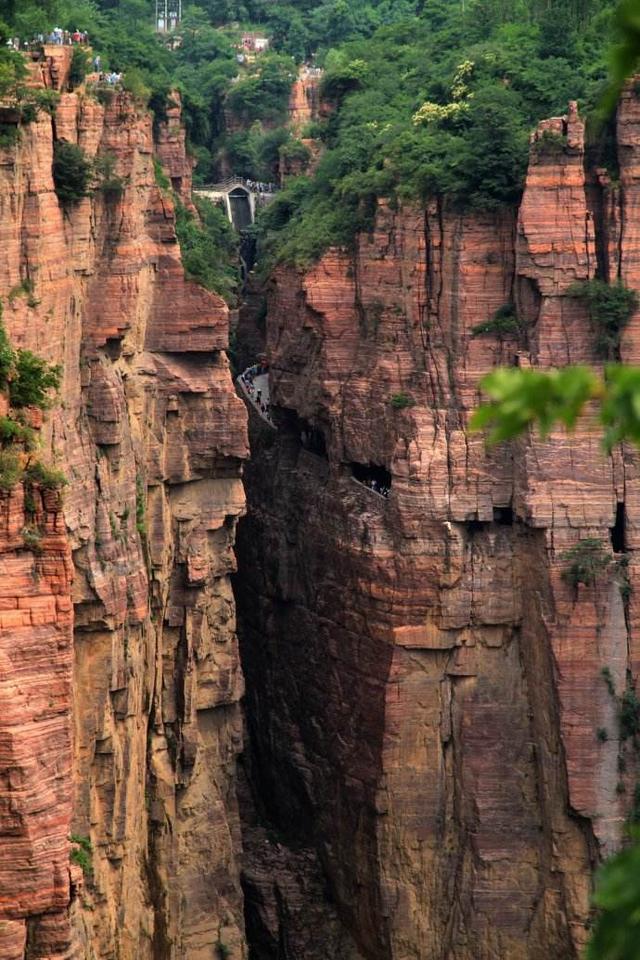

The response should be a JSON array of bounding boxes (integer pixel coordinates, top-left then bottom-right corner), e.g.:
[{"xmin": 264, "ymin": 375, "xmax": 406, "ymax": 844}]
[
  {"xmin": 6, "ymin": 38, "xmax": 122, "ymax": 86},
  {"xmin": 239, "ymin": 365, "xmax": 274, "ymax": 425},
  {"xmin": 6, "ymin": 29, "xmax": 89, "ymax": 51},
  {"xmin": 97, "ymin": 70, "xmax": 123, "ymax": 86},
  {"xmin": 244, "ymin": 179, "xmax": 276, "ymax": 194}
]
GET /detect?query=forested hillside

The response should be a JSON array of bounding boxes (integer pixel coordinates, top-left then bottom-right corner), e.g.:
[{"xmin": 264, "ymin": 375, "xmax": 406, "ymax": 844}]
[
  {"xmin": 260, "ymin": 0, "xmax": 623, "ymax": 264},
  {"xmin": 0, "ymin": 0, "xmax": 420, "ymax": 181},
  {"xmin": 0, "ymin": 0, "xmax": 623, "ymax": 270}
]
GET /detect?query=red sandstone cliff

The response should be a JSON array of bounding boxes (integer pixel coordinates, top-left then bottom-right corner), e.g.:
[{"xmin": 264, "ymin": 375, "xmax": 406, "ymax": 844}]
[
  {"xmin": 287, "ymin": 67, "xmax": 322, "ymax": 131},
  {"xmin": 4, "ymin": 44, "xmax": 640, "ymax": 960},
  {"xmin": 235, "ymin": 99, "xmax": 640, "ymax": 959},
  {"xmin": 154, "ymin": 90, "xmax": 196, "ymax": 209},
  {"xmin": 0, "ymin": 51, "xmax": 248, "ymax": 960}
]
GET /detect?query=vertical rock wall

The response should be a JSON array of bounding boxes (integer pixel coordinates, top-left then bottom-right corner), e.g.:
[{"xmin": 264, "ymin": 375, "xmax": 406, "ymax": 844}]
[
  {"xmin": 287, "ymin": 67, "xmax": 321, "ymax": 132},
  {"xmin": 0, "ymin": 59, "xmax": 248, "ymax": 960},
  {"xmin": 235, "ymin": 101, "xmax": 640, "ymax": 959}
]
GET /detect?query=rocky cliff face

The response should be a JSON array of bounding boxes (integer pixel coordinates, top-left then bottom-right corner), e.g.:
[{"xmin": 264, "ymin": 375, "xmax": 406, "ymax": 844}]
[
  {"xmin": 3, "ymin": 50, "xmax": 638, "ymax": 960},
  {"xmin": 0, "ymin": 53, "xmax": 248, "ymax": 960},
  {"xmin": 287, "ymin": 67, "xmax": 321, "ymax": 132},
  {"xmin": 235, "ymin": 100, "xmax": 640, "ymax": 959}
]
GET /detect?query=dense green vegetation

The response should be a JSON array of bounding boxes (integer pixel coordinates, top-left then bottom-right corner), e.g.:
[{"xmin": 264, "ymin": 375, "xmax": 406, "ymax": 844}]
[
  {"xmin": 560, "ymin": 537, "xmax": 612, "ymax": 588},
  {"xmin": 175, "ymin": 196, "xmax": 239, "ymax": 302},
  {"xmin": 69, "ymin": 834, "xmax": 93, "ymax": 878},
  {"xmin": 587, "ymin": 831, "xmax": 640, "ymax": 960},
  {"xmin": 52, "ymin": 140, "xmax": 92, "ymax": 204},
  {"xmin": 569, "ymin": 279, "xmax": 639, "ymax": 359},
  {"xmin": 0, "ymin": 0, "xmax": 625, "ymax": 267},
  {"xmin": 257, "ymin": 0, "xmax": 624, "ymax": 266},
  {"xmin": 471, "ymin": 303, "xmax": 521, "ymax": 339},
  {"xmin": 0, "ymin": 306, "xmax": 64, "ymax": 496},
  {"xmin": 4, "ymin": 1, "xmax": 640, "ymax": 955}
]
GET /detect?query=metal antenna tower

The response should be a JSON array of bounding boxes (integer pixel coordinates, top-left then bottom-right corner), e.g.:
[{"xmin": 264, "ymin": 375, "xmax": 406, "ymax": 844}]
[{"xmin": 155, "ymin": 0, "xmax": 182, "ymax": 33}]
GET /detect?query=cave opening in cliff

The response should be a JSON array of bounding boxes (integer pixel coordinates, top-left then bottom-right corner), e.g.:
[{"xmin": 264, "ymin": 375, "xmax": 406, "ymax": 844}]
[
  {"xmin": 282, "ymin": 409, "xmax": 328, "ymax": 459},
  {"xmin": 464, "ymin": 518, "xmax": 485, "ymax": 534},
  {"xmin": 493, "ymin": 506, "xmax": 515, "ymax": 525},
  {"xmin": 610, "ymin": 501, "xmax": 626, "ymax": 554},
  {"xmin": 351, "ymin": 461, "xmax": 391, "ymax": 494},
  {"xmin": 301, "ymin": 425, "xmax": 327, "ymax": 458},
  {"xmin": 104, "ymin": 337, "xmax": 122, "ymax": 360}
]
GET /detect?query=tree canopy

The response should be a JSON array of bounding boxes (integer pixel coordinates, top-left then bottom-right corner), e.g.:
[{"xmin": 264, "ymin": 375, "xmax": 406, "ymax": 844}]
[{"xmin": 256, "ymin": 0, "xmax": 622, "ymax": 267}]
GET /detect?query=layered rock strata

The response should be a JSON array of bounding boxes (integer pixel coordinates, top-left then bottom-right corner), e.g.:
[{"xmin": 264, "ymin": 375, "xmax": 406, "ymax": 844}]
[
  {"xmin": 235, "ymin": 100, "xmax": 640, "ymax": 959},
  {"xmin": 0, "ymin": 58, "xmax": 248, "ymax": 960}
]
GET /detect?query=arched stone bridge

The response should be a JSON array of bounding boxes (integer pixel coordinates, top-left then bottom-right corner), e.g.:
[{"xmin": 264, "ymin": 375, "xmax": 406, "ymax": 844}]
[{"xmin": 195, "ymin": 178, "xmax": 277, "ymax": 230}]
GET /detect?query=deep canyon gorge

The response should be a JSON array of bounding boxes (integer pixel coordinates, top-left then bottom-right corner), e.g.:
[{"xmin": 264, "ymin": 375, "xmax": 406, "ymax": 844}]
[{"xmin": 1, "ymin": 19, "xmax": 640, "ymax": 960}]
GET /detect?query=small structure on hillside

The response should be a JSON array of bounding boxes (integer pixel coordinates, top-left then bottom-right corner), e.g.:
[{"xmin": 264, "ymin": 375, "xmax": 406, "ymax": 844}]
[{"xmin": 239, "ymin": 32, "xmax": 270, "ymax": 56}]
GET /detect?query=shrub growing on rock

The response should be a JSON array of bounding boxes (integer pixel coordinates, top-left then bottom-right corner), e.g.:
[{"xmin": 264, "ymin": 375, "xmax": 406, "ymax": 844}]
[
  {"xmin": 0, "ymin": 449, "xmax": 22, "ymax": 491},
  {"xmin": 568, "ymin": 279, "xmax": 638, "ymax": 360},
  {"xmin": 390, "ymin": 392, "xmax": 415, "ymax": 409},
  {"xmin": 9, "ymin": 350, "xmax": 62, "ymax": 409},
  {"xmin": 135, "ymin": 475, "xmax": 146, "ymax": 536},
  {"xmin": 0, "ymin": 315, "xmax": 14, "ymax": 386},
  {"xmin": 560, "ymin": 537, "xmax": 612, "ymax": 587},
  {"xmin": 24, "ymin": 460, "xmax": 67, "ymax": 490},
  {"xmin": 471, "ymin": 303, "xmax": 521, "ymax": 339},
  {"xmin": 532, "ymin": 129, "xmax": 568, "ymax": 157},
  {"xmin": 93, "ymin": 152, "xmax": 126, "ymax": 202},
  {"xmin": 21, "ymin": 523, "xmax": 43, "ymax": 553},
  {"xmin": 69, "ymin": 834, "xmax": 93, "ymax": 878},
  {"xmin": 153, "ymin": 156, "xmax": 170, "ymax": 192},
  {"xmin": 18, "ymin": 87, "xmax": 59, "ymax": 122},
  {"xmin": 0, "ymin": 415, "xmax": 37, "ymax": 450},
  {"xmin": 68, "ymin": 46, "xmax": 89, "ymax": 91},
  {"xmin": 620, "ymin": 680, "xmax": 640, "ymax": 741}
]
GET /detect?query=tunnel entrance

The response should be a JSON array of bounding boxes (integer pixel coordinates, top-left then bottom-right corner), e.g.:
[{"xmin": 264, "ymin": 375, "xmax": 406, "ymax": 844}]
[
  {"xmin": 350, "ymin": 462, "xmax": 391, "ymax": 497},
  {"xmin": 300, "ymin": 422, "xmax": 327, "ymax": 459},
  {"xmin": 493, "ymin": 506, "xmax": 515, "ymax": 526},
  {"xmin": 279, "ymin": 409, "xmax": 328, "ymax": 459},
  {"xmin": 229, "ymin": 187, "xmax": 253, "ymax": 230}
]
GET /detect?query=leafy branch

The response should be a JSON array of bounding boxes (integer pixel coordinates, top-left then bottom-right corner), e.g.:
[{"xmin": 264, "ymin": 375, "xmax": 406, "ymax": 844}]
[{"xmin": 471, "ymin": 365, "xmax": 640, "ymax": 452}]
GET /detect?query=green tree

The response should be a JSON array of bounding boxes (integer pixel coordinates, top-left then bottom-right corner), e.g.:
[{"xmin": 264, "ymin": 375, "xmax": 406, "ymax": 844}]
[{"xmin": 52, "ymin": 140, "xmax": 92, "ymax": 205}]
